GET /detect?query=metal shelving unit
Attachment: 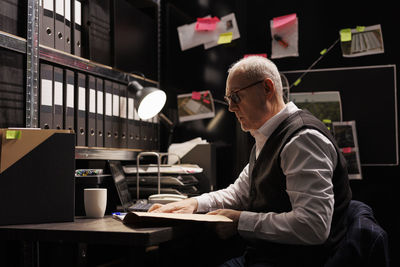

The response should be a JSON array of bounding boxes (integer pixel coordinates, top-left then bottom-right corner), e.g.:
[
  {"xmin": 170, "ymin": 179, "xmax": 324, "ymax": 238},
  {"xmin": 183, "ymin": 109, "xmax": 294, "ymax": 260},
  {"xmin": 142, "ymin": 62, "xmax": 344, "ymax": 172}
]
[{"xmin": 0, "ymin": 0, "xmax": 160, "ymax": 161}]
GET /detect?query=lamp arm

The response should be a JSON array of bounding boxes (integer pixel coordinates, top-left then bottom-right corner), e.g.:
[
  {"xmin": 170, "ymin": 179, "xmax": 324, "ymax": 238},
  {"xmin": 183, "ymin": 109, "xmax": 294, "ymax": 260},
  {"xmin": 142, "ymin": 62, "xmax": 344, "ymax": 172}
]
[{"xmin": 158, "ymin": 113, "xmax": 174, "ymax": 130}]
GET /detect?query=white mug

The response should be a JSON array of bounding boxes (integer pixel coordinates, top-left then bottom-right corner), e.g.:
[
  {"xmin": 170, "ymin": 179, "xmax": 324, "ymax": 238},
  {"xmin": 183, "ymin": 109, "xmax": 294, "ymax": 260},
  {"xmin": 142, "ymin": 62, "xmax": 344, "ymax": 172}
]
[{"xmin": 84, "ymin": 188, "xmax": 107, "ymax": 218}]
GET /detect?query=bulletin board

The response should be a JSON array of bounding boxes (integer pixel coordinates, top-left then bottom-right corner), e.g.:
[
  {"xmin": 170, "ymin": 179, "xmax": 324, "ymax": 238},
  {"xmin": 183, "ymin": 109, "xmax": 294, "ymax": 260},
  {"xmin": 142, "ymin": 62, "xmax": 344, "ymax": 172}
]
[{"xmin": 282, "ymin": 65, "xmax": 398, "ymax": 166}]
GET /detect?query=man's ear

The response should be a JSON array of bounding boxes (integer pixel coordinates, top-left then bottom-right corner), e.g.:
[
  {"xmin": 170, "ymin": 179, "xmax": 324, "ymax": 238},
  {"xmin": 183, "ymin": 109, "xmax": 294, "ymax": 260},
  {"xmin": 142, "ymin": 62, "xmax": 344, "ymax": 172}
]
[{"xmin": 263, "ymin": 78, "xmax": 275, "ymax": 98}]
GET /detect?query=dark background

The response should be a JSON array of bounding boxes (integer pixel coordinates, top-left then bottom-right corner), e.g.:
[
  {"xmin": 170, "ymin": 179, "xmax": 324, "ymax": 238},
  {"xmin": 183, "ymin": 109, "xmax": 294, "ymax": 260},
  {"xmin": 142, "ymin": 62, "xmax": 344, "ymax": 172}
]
[
  {"xmin": 159, "ymin": 0, "xmax": 399, "ymax": 265},
  {"xmin": 1, "ymin": 0, "xmax": 398, "ymax": 265}
]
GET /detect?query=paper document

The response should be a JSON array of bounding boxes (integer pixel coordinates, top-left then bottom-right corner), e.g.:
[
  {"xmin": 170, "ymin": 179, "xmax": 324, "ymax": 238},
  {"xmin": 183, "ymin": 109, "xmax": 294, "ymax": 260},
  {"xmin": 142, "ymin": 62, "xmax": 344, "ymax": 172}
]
[
  {"xmin": 113, "ymin": 211, "xmax": 232, "ymax": 225},
  {"xmin": 123, "ymin": 164, "xmax": 203, "ymax": 174},
  {"xmin": 168, "ymin": 137, "xmax": 208, "ymax": 164}
]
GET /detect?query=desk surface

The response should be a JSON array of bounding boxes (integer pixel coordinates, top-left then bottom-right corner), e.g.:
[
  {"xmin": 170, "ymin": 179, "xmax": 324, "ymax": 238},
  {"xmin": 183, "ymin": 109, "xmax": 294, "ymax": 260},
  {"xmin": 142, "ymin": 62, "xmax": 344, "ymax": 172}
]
[{"xmin": 0, "ymin": 216, "xmax": 186, "ymax": 247}]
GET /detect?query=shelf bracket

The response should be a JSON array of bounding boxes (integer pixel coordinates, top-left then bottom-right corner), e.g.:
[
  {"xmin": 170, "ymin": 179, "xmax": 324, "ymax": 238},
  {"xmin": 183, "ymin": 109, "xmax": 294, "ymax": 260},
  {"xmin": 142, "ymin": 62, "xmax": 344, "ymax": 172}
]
[{"xmin": 25, "ymin": 0, "xmax": 40, "ymax": 128}]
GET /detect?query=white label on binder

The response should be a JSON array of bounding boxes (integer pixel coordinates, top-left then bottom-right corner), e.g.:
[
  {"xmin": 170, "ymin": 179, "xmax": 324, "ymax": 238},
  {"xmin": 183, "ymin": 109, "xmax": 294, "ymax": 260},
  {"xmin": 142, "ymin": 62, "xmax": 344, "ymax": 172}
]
[
  {"xmin": 105, "ymin": 93, "xmax": 112, "ymax": 116},
  {"xmin": 89, "ymin": 89, "xmax": 96, "ymax": 113},
  {"xmin": 128, "ymin": 98, "xmax": 134, "ymax": 120},
  {"xmin": 54, "ymin": 81, "xmax": 63, "ymax": 106},
  {"xmin": 67, "ymin": 84, "xmax": 74, "ymax": 108},
  {"xmin": 120, "ymin": 96, "xmax": 127, "ymax": 118},
  {"xmin": 78, "ymin": 86, "xmax": 85, "ymax": 111},
  {"xmin": 65, "ymin": 0, "xmax": 71, "ymax": 21},
  {"xmin": 113, "ymin": 94, "xmax": 119, "ymax": 116},
  {"xmin": 74, "ymin": 0, "xmax": 81, "ymax": 25},
  {"xmin": 55, "ymin": 0, "xmax": 64, "ymax": 15},
  {"xmin": 41, "ymin": 79, "xmax": 52, "ymax": 106},
  {"xmin": 97, "ymin": 91, "xmax": 103, "ymax": 115},
  {"xmin": 43, "ymin": 0, "xmax": 53, "ymax": 11},
  {"xmin": 134, "ymin": 108, "xmax": 139, "ymax": 120}
]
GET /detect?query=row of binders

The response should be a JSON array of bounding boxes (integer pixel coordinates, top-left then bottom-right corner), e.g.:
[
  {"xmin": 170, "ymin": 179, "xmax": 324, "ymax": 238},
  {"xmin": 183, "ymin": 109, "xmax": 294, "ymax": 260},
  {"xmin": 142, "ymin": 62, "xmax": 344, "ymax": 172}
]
[
  {"xmin": 39, "ymin": 0, "xmax": 82, "ymax": 56},
  {"xmin": 39, "ymin": 62, "xmax": 159, "ymax": 150}
]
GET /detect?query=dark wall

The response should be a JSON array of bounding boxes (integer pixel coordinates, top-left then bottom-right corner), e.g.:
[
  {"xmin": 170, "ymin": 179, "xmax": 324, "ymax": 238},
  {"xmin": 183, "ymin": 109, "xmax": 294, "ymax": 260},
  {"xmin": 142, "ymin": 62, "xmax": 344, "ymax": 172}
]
[{"xmin": 161, "ymin": 1, "xmax": 399, "ymax": 265}]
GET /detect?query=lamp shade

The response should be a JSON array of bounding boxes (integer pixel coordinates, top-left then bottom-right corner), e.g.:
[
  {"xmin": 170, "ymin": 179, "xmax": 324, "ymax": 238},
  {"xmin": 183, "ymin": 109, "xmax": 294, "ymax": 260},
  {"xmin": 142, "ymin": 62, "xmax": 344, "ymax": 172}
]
[{"xmin": 128, "ymin": 81, "xmax": 166, "ymax": 120}]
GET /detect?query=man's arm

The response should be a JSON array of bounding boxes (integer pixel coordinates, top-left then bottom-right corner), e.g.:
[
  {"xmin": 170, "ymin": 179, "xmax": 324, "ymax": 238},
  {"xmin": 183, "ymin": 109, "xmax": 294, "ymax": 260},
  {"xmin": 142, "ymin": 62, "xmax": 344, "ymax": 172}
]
[
  {"xmin": 149, "ymin": 164, "xmax": 251, "ymax": 214},
  {"xmin": 195, "ymin": 164, "xmax": 250, "ymax": 213},
  {"xmin": 238, "ymin": 129, "xmax": 337, "ymax": 245}
]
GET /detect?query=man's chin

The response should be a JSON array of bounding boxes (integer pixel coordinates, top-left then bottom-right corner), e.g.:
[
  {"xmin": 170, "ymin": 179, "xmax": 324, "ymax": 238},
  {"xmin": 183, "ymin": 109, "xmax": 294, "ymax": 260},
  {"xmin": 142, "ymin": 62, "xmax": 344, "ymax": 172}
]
[{"xmin": 239, "ymin": 123, "xmax": 251, "ymax": 132}]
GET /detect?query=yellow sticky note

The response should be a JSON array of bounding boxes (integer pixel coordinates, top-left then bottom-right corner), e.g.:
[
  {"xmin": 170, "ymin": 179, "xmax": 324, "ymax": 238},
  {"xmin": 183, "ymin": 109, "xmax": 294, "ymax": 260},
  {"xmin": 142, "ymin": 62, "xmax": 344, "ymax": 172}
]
[
  {"xmin": 356, "ymin": 26, "xmax": 365, "ymax": 32},
  {"xmin": 294, "ymin": 78, "xmax": 301, "ymax": 86},
  {"xmin": 320, "ymin": 48, "xmax": 327, "ymax": 55},
  {"xmin": 6, "ymin": 130, "xmax": 21, "ymax": 139},
  {"xmin": 217, "ymin": 32, "xmax": 233, "ymax": 44},
  {"xmin": 340, "ymin": 28, "xmax": 352, "ymax": 42}
]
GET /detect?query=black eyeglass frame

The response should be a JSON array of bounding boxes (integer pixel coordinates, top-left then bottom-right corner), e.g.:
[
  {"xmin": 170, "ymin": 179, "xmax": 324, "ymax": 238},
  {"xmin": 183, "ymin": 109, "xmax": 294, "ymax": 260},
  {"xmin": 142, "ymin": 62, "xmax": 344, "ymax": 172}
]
[{"xmin": 224, "ymin": 79, "xmax": 265, "ymax": 105}]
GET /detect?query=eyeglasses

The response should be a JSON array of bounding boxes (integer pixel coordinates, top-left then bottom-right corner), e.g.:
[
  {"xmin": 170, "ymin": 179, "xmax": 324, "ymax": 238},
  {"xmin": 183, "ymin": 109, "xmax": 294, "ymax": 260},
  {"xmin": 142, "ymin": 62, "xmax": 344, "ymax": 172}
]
[{"xmin": 224, "ymin": 79, "xmax": 264, "ymax": 105}]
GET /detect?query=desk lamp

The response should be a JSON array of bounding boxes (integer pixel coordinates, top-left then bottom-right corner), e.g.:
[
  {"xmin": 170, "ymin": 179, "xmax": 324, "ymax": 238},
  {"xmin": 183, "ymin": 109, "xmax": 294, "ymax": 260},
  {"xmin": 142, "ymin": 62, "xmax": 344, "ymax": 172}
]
[{"xmin": 128, "ymin": 80, "xmax": 166, "ymax": 120}]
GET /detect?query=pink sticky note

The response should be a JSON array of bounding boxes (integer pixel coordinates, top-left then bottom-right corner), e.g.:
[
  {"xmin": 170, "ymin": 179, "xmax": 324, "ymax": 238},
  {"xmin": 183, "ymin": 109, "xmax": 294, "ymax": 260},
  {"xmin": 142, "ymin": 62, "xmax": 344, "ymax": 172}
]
[
  {"xmin": 272, "ymin": 13, "xmax": 297, "ymax": 29},
  {"xmin": 195, "ymin": 17, "xmax": 220, "ymax": 31},
  {"xmin": 342, "ymin": 147, "xmax": 352, "ymax": 154},
  {"xmin": 192, "ymin": 91, "xmax": 201, "ymax": 100},
  {"xmin": 244, "ymin": 53, "xmax": 267, "ymax": 58},
  {"xmin": 203, "ymin": 91, "xmax": 209, "ymax": 97},
  {"xmin": 203, "ymin": 99, "xmax": 210, "ymax": 104}
]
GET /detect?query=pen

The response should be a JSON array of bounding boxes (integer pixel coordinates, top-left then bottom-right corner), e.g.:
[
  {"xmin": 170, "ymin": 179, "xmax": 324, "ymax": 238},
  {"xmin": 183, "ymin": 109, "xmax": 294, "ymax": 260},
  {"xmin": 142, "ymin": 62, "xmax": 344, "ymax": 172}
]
[{"xmin": 112, "ymin": 212, "xmax": 127, "ymax": 216}]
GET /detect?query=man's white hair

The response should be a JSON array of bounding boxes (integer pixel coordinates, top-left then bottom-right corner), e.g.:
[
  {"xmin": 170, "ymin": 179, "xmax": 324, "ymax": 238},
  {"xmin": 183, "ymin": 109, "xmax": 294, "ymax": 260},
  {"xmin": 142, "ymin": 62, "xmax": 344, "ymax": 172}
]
[{"xmin": 227, "ymin": 56, "xmax": 283, "ymax": 97}]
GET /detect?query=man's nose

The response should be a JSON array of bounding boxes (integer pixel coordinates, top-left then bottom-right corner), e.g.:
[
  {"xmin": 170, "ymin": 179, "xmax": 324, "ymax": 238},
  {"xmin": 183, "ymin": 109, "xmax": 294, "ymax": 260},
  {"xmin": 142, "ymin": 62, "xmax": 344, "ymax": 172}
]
[{"xmin": 228, "ymin": 101, "xmax": 238, "ymax": 112}]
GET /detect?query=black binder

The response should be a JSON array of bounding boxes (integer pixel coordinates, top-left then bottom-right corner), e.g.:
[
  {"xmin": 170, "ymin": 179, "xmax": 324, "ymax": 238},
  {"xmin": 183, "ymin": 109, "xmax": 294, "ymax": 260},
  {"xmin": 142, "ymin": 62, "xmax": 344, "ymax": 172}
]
[
  {"xmin": 64, "ymin": 0, "xmax": 72, "ymax": 53},
  {"xmin": 0, "ymin": 48, "xmax": 25, "ymax": 128},
  {"xmin": 76, "ymin": 72, "xmax": 86, "ymax": 146},
  {"xmin": 111, "ymin": 82, "xmax": 120, "ymax": 148},
  {"xmin": 134, "ymin": 109, "xmax": 142, "ymax": 149},
  {"xmin": 87, "ymin": 75, "xmax": 96, "ymax": 147},
  {"xmin": 72, "ymin": 0, "xmax": 81, "ymax": 56},
  {"xmin": 64, "ymin": 69, "xmax": 75, "ymax": 131},
  {"xmin": 96, "ymin": 77, "xmax": 104, "ymax": 147},
  {"xmin": 119, "ymin": 84, "xmax": 128, "ymax": 148},
  {"xmin": 0, "ymin": 0, "xmax": 25, "ymax": 37},
  {"xmin": 40, "ymin": 63, "xmax": 53, "ymax": 129},
  {"xmin": 104, "ymin": 80, "xmax": 113, "ymax": 148},
  {"xmin": 142, "ymin": 119, "xmax": 153, "ymax": 150},
  {"xmin": 127, "ymin": 88, "xmax": 141, "ymax": 149},
  {"xmin": 41, "ymin": 0, "xmax": 55, "ymax": 47},
  {"xmin": 53, "ymin": 66, "xmax": 64, "ymax": 130},
  {"xmin": 127, "ymin": 92, "xmax": 134, "ymax": 148},
  {"xmin": 54, "ymin": 0, "xmax": 65, "ymax": 51},
  {"xmin": 152, "ymin": 116, "xmax": 160, "ymax": 151},
  {"xmin": 83, "ymin": 0, "xmax": 112, "ymax": 65}
]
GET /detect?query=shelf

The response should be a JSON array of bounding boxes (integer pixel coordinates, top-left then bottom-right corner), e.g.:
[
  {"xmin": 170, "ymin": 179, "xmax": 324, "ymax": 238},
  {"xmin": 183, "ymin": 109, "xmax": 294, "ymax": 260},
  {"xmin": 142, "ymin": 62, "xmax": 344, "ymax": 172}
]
[
  {"xmin": 0, "ymin": 30, "xmax": 26, "ymax": 54},
  {"xmin": 0, "ymin": 30, "xmax": 159, "ymax": 86},
  {"xmin": 75, "ymin": 146, "xmax": 147, "ymax": 161},
  {"xmin": 39, "ymin": 45, "xmax": 159, "ymax": 85}
]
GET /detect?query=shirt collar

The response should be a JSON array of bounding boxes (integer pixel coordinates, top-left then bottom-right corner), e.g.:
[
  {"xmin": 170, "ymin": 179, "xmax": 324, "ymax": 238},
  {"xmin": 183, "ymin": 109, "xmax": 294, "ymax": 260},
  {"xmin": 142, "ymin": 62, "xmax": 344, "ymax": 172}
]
[{"xmin": 254, "ymin": 101, "xmax": 300, "ymax": 140}]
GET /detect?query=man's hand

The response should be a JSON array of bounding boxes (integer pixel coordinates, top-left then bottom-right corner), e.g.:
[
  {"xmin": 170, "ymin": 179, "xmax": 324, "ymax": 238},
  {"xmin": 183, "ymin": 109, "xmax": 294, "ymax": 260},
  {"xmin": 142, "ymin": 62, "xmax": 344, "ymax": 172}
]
[
  {"xmin": 148, "ymin": 198, "xmax": 198, "ymax": 214},
  {"xmin": 206, "ymin": 209, "xmax": 242, "ymax": 239}
]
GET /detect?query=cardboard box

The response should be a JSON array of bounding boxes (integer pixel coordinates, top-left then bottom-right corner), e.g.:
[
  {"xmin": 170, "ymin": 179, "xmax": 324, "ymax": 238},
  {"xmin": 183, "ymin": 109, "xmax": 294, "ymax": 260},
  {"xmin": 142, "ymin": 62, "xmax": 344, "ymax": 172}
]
[{"xmin": 0, "ymin": 129, "xmax": 75, "ymax": 225}]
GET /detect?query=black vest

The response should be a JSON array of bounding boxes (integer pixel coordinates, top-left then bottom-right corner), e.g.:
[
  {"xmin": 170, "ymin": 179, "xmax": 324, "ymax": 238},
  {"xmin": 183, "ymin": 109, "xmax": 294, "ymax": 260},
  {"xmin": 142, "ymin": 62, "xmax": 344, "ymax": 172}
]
[{"xmin": 247, "ymin": 110, "xmax": 352, "ymax": 264}]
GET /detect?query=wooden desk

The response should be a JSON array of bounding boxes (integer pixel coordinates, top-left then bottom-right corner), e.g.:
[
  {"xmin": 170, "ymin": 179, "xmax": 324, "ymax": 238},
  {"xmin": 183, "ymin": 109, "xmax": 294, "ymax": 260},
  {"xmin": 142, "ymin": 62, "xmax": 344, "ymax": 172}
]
[{"xmin": 0, "ymin": 216, "xmax": 190, "ymax": 266}]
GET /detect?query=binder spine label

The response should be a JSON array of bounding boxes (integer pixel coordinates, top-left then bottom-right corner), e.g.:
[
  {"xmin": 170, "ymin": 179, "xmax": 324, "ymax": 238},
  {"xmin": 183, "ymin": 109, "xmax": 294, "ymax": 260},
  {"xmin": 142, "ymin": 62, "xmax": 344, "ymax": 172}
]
[
  {"xmin": 105, "ymin": 93, "xmax": 112, "ymax": 116},
  {"xmin": 89, "ymin": 89, "xmax": 96, "ymax": 113},
  {"xmin": 78, "ymin": 86, "xmax": 85, "ymax": 111},
  {"xmin": 97, "ymin": 91, "xmax": 103, "ymax": 115},
  {"xmin": 66, "ymin": 84, "xmax": 74, "ymax": 108},
  {"xmin": 41, "ymin": 79, "xmax": 52, "ymax": 106},
  {"xmin": 54, "ymin": 81, "xmax": 63, "ymax": 106}
]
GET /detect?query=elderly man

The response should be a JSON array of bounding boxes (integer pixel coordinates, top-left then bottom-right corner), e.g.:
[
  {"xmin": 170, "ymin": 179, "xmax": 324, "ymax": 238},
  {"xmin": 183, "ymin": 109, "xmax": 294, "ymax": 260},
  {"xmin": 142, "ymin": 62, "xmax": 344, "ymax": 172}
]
[{"xmin": 150, "ymin": 56, "xmax": 352, "ymax": 266}]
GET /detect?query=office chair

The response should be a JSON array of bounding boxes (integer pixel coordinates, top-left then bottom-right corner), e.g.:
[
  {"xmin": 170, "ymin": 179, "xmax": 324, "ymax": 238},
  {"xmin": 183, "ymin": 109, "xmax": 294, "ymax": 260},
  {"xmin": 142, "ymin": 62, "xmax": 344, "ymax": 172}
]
[{"xmin": 324, "ymin": 200, "xmax": 390, "ymax": 267}]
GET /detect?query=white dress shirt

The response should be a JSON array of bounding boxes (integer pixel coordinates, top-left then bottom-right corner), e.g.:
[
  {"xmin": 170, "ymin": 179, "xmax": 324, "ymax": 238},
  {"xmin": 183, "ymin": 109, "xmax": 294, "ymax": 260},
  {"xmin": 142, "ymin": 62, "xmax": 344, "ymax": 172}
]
[{"xmin": 195, "ymin": 102, "xmax": 337, "ymax": 245}]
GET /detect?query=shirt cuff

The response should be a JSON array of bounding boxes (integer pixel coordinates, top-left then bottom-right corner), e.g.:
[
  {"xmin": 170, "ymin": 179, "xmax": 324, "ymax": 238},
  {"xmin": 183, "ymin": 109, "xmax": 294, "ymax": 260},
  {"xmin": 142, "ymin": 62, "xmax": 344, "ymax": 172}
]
[
  {"xmin": 237, "ymin": 210, "xmax": 259, "ymax": 239},
  {"xmin": 193, "ymin": 194, "xmax": 211, "ymax": 213}
]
